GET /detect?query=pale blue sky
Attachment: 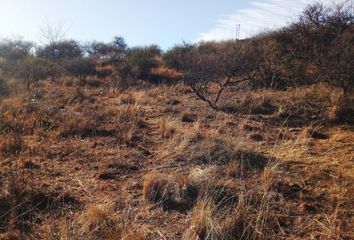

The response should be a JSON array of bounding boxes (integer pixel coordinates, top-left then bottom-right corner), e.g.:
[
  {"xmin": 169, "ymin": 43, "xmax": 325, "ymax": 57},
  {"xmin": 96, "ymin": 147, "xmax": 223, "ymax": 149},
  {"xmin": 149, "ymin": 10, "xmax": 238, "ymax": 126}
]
[{"xmin": 0, "ymin": 0, "xmax": 336, "ymax": 49}]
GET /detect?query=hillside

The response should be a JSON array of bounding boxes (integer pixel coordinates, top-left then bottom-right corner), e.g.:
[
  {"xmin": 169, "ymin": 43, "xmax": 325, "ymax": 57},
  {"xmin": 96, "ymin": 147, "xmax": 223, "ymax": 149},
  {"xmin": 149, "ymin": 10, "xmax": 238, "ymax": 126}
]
[
  {"xmin": 0, "ymin": 2, "xmax": 354, "ymax": 239},
  {"xmin": 0, "ymin": 80, "xmax": 353, "ymax": 239}
]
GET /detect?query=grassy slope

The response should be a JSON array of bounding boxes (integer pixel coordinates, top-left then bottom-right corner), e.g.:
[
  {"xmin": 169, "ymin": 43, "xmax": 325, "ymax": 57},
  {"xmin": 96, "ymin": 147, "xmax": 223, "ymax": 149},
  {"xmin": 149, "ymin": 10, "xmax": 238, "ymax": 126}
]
[{"xmin": 0, "ymin": 81, "xmax": 353, "ymax": 239}]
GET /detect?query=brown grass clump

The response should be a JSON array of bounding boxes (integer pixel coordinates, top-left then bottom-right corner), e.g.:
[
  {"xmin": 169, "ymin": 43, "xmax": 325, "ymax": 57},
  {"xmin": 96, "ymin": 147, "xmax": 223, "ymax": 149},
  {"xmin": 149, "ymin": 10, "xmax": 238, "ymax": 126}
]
[
  {"xmin": 0, "ymin": 101, "xmax": 27, "ymax": 135},
  {"xmin": 150, "ymin": 66, "xmax": 183, "ymax": 80},
  {"xmin": 159, "ymin": 117, "xmax": 176, "ymax": 139},
  {"xmin": 0, "ymin": 232, "xmax": 22, "ymax": 240},
  {"xmin": 57, "ymin": 112, "xmax": 96, "ymax": 138},
  {"xmin": 183, "ymin": 175, "xmax": 286, "ymax": 240},
  {"xmin": 0, "ymin": 134, "xmax": 24, "ymax": 157},
  {"xmin": 120, "ymin": 93, "xmax": 136, "ymax": 105},
  {"xmin": 219, "ymin": 93, "xmax": 277, "ymax": 115},
  {"xmin": 277, "ymin": 83, "xmax": 350, "ymax": 124},
  {"xmin": 0, "ymin": 172, "xmax": 80, "ymax": 237},
  {"xmin": 181, "ymin": 111, "xmax": 197, "ymax": 123},
  {"xmin": 121, "ymin": 227, "xmax": 153, "ymax": 240},
  {"xmin": 118, "ymin": 104, "xmax": 143, "ymax": 145},
  {"xmin": 183, "ymin": 199, "xmax": 222, "ymax": 240},
  {"xmin": 187, "ymin": 137, "xmax": 271, "ymax": 172},
  {"xmin": 143, "ymin": 172, "xmax": 176, "ymax": 204},
  {"xmin": 80, "ymin": 204, "xmax": 124, "ymax": 240},
  {"xmin": 143, "ymin": 172, "xmax": 198, "ymax": 212}
]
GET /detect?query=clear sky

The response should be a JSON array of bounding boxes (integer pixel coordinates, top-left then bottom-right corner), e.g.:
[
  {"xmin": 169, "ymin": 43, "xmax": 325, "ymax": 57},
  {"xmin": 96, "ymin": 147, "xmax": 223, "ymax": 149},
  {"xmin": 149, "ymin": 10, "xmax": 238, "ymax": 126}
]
[{"xmin": 0, "ymin": 0, "xmax": 338, "ymax": 49}]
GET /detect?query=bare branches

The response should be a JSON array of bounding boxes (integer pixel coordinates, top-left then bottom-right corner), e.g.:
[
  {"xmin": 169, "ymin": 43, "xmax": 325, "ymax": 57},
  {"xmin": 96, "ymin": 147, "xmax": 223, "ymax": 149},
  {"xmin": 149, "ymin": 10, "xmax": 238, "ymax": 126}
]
[
  {"xmin": 39, "ymin": 19, "xmax": 67, "ymax": 50},
  {"xmin": 39, "ymin": 20, "xmax": 67, "ymax": 47}
]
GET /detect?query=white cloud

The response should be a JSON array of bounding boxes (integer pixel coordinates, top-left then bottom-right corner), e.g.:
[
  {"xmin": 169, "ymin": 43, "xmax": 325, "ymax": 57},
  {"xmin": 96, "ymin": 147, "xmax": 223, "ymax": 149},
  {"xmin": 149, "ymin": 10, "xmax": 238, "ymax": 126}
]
[{"xmin": 196, "ymin": 0, "xmax": 342, "ymax": 42}]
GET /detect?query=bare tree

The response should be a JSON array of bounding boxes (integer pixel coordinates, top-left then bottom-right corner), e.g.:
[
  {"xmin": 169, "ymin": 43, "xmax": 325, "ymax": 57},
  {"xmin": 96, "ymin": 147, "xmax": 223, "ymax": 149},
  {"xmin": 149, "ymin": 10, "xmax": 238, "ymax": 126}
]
[
  {"xmin": 38, "ymin": 21, "xmax": 67, "ymax": 61},
  {"xmin": 165, "ymin": 42, "xmax": 251, "ymax": 110}
]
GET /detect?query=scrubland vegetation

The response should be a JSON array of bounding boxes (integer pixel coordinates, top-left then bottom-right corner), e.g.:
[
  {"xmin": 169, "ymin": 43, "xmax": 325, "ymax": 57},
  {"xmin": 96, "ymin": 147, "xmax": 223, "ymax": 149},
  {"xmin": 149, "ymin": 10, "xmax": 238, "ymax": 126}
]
[{"xmin": 0, "ymin": 2, "xmax": 353, "ymax": 240}]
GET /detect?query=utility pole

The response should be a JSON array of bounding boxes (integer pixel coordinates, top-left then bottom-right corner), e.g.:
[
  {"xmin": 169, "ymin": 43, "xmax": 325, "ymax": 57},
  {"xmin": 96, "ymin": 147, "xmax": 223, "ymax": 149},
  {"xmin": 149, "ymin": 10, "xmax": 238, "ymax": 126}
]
[{"xmin": 235, "ymin": 24, "xmax": 240, "ymax": 43}]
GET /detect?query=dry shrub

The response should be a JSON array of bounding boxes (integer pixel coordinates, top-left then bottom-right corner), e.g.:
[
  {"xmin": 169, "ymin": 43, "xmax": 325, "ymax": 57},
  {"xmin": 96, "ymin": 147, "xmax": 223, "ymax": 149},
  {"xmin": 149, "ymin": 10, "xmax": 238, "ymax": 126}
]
[
  {"xmin": 226, "ymin": 161, "xmax": 242, "ymax": 178},
  {"xmin": 0, "ymin": 134, "xmax": 24, "ymax": 157},
  {"xmin": 188, "ymin": 138, "xmax": 237, "ymax": 165},
  {"xmin": 80, "ymin": 204, "xmax": 124, "ymax": 240},
  {"xmin": 0, "ymin": 194, "xmax": 12, "ymax": 232}
]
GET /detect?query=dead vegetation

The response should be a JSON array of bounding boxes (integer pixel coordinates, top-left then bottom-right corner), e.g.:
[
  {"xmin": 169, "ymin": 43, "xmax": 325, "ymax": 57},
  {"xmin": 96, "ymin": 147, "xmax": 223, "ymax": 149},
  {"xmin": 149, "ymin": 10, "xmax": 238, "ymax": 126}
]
[
  {"xmin": 0, "ymin": 80, "xmax": 352, "ymax": 239},
  {"xmin": 0, "ymin": 2, "xmax": 353, "ymax": 238}
]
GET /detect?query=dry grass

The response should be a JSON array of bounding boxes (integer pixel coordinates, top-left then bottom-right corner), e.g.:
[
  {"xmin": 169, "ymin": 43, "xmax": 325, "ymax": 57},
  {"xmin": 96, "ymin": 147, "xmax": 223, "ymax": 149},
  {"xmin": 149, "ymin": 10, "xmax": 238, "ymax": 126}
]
[
  {"xmin": 183, "ymin": 199, "xmax": 222, "ymax": 240},
  {"xmin": 0, "ymin": 81, "xmax": 352, "ymax": 239},
  {"xmin": 120, "ymin": 93, "xmax": 136, "ymax": 105},
  {"xmin": 57, "ymin": 112, "xmax": 96, "ymax": 138},
  {"xmin": 181, "ymin": 111, "xmax": 197, "ymax": 123},
  {"xmin": 0, "ymin": 133, "xmax": 24, "ymax": 157},
  {"xmin": 143, "ymin": 172, "xmax": 176, "ymax": 204},
  {"xmin": 183, "ymin": 163, "xmax": 287, "ymax": 240},
  {"xmin": 79, "ymin": 204, "xmax": 124, "ymax": 240},
  {"xmin": 117, "ymin": 104, "xmax": 143, "ymax": 146},
  {"xmin": 158, "ymin": 117, "xmax": 176, "ymax": 139}
]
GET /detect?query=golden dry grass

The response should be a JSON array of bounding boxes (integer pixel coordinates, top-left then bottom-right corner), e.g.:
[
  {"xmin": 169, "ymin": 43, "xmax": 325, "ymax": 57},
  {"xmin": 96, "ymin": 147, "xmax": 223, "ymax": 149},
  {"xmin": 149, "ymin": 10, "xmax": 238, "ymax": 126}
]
[{"xmin": 0, "ymin": 81, "xmax": 352, "ymax": 239}]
